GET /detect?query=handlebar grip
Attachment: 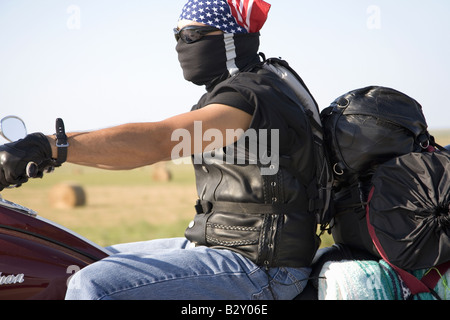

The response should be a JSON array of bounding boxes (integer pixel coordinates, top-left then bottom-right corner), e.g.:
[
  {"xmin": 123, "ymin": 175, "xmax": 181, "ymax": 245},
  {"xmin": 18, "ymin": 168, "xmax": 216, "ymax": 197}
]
[{"xmin": 26, "ymin": 162, "xmax": 38, "ymax": 178}]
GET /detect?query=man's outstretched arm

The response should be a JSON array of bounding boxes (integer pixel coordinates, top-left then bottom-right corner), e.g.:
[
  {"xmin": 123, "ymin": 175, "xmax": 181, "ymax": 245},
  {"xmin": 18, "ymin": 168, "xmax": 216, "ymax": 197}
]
[{"xmin": 47, "ymin": 104, "xmax": 252, "ymax": 170}]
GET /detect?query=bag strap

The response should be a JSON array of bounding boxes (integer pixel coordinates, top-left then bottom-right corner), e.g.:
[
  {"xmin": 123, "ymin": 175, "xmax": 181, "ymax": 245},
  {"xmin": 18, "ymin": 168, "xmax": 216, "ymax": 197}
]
[
  {"xmin": 366, "ymin": 187, "xmax": 431, "ymax": 295},
  {"xmin": 195, "ymin": 199, "xmax": 301, "ymax": 215}
]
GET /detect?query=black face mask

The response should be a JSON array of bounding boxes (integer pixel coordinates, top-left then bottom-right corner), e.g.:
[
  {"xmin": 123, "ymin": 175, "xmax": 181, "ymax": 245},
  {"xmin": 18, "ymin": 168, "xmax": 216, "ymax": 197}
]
[{"xmin": 176, "ymin": 32, "xmax": 261, "ymax": 90}]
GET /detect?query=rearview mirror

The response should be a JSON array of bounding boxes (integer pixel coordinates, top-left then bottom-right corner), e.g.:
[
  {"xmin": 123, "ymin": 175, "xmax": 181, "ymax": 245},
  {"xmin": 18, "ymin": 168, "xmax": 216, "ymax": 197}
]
[{"xmin": 0, "ymin": 116, "xmax": 27, "ymax": 142}]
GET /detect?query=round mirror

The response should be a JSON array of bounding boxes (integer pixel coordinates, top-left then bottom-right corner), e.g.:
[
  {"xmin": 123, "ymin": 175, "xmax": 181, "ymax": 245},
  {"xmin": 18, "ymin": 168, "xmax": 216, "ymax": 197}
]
[{"xmin": 0, "ymin": 116, "xmax": 27, "ymax": 142}]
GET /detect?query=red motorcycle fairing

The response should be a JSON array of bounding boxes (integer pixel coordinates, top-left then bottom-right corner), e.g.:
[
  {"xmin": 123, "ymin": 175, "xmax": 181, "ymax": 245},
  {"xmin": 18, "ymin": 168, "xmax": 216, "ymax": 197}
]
[{"xmin": 0, "ymin": 198, "xmax": 110, "ymax": 300}]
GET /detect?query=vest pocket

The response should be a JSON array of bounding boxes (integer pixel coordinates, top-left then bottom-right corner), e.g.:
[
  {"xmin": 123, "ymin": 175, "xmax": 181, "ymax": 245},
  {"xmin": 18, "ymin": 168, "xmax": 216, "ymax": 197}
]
[{"xmin": 205, "ymin": 211, "xmax": 263, "ymax": 247}]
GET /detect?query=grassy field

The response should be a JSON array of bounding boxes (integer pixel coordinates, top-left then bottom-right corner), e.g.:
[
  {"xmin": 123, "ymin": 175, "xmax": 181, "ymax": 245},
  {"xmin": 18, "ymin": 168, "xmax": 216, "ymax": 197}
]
[
  {"xmin": 432, "ymin": 129, "xmax": 450, "ymax": 146},
  {"xmin": 1, "ymin": 129, "xmax": 449, "ymax": 249}
]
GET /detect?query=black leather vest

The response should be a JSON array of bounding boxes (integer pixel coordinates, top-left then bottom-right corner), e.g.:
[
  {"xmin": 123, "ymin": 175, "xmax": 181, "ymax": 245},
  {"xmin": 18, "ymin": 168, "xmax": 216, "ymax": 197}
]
[{"xmin": 185, "ymin": 67, "xmax": 320, "ymax": 268}]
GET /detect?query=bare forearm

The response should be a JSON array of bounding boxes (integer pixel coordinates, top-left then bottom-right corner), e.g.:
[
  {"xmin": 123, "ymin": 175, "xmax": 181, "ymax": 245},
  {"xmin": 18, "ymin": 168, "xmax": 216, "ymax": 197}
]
[
  {"xmin": 45, "ymin": 105, "xmax": 252, "ymax": 171},
  {"xmin": 47, "ymin": 123, "xmax": 172, "ymax": 170}
]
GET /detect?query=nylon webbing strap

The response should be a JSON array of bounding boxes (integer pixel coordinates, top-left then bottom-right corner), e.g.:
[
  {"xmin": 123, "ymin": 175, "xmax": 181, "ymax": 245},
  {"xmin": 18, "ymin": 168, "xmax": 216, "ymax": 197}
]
[
  {"xmin": 195, "ymin": 199, "xmax": 299, "ymax": 215},
  {"xmin": 54, "ymin": 118, "xmax": 68, "ymax": 166}
]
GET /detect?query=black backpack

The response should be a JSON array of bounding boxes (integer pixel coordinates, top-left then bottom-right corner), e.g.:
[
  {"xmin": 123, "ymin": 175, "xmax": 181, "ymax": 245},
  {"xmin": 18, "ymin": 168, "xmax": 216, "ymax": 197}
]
[
  {"xmin": 262, "ymin": 58, "xmax": 334, "ymax": 229},
  {"xmin": 321, "ymin": 86, "xmax": 431, "ymax": 187}
]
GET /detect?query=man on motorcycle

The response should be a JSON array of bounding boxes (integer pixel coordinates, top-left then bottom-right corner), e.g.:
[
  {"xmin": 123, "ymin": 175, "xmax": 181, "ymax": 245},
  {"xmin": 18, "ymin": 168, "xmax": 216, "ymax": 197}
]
[{"xmin": 0, "ymin": 0, "xmax": 320, "ymax": 300}]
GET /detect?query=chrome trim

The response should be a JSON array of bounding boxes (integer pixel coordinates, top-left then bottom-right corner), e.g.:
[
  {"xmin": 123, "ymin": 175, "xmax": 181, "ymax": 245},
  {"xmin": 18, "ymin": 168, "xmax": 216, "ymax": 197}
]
[{"xmin": 0, "ymin": 197, "xmax": 37, "ymax": 217}]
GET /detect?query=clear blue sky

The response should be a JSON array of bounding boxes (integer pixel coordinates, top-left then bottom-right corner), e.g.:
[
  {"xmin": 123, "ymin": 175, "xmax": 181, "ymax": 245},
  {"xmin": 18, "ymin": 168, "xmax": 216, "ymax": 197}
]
[{"xmin": 1, "ymin": 0, "xmax": 449, "ymax": 138}]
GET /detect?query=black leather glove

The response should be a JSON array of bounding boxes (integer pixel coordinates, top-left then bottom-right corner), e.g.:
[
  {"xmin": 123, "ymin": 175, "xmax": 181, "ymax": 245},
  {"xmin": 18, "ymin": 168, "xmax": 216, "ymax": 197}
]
[{"xmin": 0, "ymin": 133, "xmax": 53, "ymax": 190}]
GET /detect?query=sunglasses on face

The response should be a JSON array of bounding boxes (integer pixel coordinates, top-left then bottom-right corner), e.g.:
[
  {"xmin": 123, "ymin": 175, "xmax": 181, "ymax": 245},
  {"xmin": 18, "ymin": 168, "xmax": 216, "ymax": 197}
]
[{"xmin": 174, "ymin": 25, "xmax": 222, "ymax": 44}]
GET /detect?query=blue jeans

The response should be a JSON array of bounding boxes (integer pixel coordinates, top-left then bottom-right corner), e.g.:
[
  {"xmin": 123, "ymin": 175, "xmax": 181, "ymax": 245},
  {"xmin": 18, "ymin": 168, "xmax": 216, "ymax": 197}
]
[{"xmin": 65, "ymin": 237, "xmax": 310, "ymax": 300}]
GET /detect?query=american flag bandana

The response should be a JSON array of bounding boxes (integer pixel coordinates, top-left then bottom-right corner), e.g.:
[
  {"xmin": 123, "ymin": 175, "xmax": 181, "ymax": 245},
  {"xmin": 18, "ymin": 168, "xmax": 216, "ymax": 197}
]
[{"xmin": 179, "ymin": 0, "xmax": 271, "ymax": 34}]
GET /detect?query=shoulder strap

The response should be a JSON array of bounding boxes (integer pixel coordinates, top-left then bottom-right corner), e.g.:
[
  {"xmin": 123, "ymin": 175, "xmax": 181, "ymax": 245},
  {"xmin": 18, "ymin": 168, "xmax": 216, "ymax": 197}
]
[
  {"xmin": 261, "ymin": 57, "xmax": 334, "ymax": 226},
  {"xmin": 263, "ymin": 58, "xmax": 323, "ymax": 138}
]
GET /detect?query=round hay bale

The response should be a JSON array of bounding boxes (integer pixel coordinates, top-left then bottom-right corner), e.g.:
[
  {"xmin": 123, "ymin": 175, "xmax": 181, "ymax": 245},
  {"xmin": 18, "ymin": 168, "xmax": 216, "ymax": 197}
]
[
  {"xmin": 49, "ymin": 183, "xmax": 86, "ymax": 209},
  {"xmin": 152, "ymin": 163, "xmax": 172, "ymax": 182}
]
